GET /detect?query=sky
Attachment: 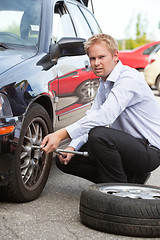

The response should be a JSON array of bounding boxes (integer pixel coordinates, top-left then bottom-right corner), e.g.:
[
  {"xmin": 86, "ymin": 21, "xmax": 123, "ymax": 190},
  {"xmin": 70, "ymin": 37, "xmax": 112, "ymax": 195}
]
[
  {"xmin": 0, "ymin": 0, "xmax": 159, "ymax": 42},
  {"xmin": 88, "ymin": 0, "xmax": 160, "ymax": 41}
]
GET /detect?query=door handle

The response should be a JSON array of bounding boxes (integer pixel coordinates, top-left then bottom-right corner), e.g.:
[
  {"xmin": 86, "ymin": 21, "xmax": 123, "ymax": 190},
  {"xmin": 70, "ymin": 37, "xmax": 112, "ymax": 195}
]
[
  {"xmin": 72, "ymin": 75, "xmax": 79, "ymax": 78},
  {"xmin": 85, "ymin": 60, "xmax": 90, "ymax": 72},
  {"xmin": 85, "ymin": 60, "xmax": 89, "ymax": 68}
]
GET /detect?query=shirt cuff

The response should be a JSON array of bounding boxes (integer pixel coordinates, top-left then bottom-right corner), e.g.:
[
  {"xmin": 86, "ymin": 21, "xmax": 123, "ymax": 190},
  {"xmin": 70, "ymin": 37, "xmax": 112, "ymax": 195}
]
[
  {"xmin": 65, "ymin": 121, "xmax": 85, "ymax": 139},
  {"xmin": 68, "ymin": 134, "xmax": 88, "ymax": 151}
]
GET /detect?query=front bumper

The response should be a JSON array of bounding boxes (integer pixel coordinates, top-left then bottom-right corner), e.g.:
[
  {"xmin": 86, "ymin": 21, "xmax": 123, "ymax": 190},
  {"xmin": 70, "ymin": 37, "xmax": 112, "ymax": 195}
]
[{"xmin": 0, "ymin": 116, "xmax": 23, "ymax": 186}]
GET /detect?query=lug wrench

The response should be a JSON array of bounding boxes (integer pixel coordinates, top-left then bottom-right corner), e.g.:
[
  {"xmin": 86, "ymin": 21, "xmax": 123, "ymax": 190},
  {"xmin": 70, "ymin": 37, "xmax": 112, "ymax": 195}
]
[
  {"xmin": 32, "ymin": 145, "xmax": 89, "ymax": 157},
  {"xmin": 55, "ymin": 148, "xmax": 89, "ymax": 157}
]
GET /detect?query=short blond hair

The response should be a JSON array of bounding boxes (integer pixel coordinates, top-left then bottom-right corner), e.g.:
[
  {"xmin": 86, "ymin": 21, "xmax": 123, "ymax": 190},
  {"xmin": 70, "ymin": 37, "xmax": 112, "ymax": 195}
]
[{"xmin": 84, "ymin": 34, "xmax": 118, "ymax": 56}]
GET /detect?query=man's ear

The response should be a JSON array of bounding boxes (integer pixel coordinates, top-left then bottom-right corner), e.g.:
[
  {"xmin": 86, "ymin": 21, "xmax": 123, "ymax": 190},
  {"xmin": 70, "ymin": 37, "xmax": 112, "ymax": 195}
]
[
  {"xmin": 113, "ymin": 50, "xmax": 119, "ymax": 61},
  {"xmin": 114, "ymin": 50, "xmax": 118, "ymax": 57}
]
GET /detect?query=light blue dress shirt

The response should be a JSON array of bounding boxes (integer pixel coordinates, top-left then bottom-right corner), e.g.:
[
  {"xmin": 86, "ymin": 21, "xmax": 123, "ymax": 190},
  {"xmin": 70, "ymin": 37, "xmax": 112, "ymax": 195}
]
[{"xmin": 66, "ymin": 61, "xmax": 160, "ymax": 150}]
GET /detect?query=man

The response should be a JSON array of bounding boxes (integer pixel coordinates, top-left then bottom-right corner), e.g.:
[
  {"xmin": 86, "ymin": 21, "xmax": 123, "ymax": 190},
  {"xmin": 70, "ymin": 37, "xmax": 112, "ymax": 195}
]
[{"xmin": 41, "ymin": 34, "xmax": 160, "ymax": 184}]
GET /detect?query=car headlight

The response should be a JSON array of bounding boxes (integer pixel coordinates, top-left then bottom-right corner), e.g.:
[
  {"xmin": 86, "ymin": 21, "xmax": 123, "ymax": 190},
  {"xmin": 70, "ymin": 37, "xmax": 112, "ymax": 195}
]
[
  {"xmin": 0, "ymin": 93, "xmax": 13, "ymax": 118},
  {"xmin": 0, "ymin": 93, "xmax": 14, "ymax": 135}
]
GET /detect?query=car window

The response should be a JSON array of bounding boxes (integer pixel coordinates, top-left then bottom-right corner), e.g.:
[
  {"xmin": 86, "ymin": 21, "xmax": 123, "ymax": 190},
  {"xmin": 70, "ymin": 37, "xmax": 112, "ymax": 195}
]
[
  {"xmin": 0, "ymin": 0, "xmax": 42, "ymax": 48},
  {"xmin": 153, "ymin": 45, "xmax": 160, "ymax": 53},
  {"xmin": 52, "ymin": 1, "xmax": 76, "ymax": 42},
  {"xmin": 143, "ymin": 44, "xmax": 160, "ymax": 55},
  {"xmin": 66, "ymin": 2, "xmax": 92, "ymax": 39},
  {"xmin": 79, "ymin": 6, "xmax": 101, "ymax": 35}
]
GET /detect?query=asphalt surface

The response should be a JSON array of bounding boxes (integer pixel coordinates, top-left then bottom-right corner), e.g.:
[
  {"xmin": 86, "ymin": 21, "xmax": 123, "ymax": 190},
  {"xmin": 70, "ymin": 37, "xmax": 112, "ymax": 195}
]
[{"xmin": 1, "ymin": 92, "xmax": 160, "ymax": 240}]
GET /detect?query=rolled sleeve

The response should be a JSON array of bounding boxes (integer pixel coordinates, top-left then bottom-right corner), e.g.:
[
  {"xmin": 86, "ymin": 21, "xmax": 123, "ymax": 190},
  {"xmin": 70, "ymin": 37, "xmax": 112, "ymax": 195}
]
[
  {"xmin": 65, "ymin": 121, "xmax": 85, "ymax": 139},
  {"xmin": 68, "ymin": 134, "xmax": 88, "ymax": 151}
]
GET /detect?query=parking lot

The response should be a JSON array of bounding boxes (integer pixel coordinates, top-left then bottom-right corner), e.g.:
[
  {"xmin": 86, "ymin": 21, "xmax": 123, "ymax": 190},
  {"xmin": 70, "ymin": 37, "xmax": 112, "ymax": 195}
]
[{"xmin": 0, "ymin": 91, "xmax": 160, "ymax": 240}]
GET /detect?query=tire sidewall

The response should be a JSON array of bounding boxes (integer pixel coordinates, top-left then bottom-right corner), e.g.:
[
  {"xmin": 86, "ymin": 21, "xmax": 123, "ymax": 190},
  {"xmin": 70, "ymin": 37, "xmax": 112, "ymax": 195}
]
[
  {"xmin": 14, "ymin": 103, "xmax": 52, "ymax": 201},
  {"xmin": 80, "ymin": 183, "xmax": 160, "ymax": 237},
  {"xmin": 80, "ymin": 183, "xmax": 160, "ymax": 217}
]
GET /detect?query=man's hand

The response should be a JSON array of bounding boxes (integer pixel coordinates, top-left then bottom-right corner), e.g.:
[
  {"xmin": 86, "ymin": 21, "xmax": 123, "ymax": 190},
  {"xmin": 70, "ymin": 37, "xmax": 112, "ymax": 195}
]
[
  {"xmin": 40, "ymin": 128, "xmax": 70, "ymax": 154},
  {"xmin": 58, "ymin": 146, "xmax": 75, "ymax": 165}
]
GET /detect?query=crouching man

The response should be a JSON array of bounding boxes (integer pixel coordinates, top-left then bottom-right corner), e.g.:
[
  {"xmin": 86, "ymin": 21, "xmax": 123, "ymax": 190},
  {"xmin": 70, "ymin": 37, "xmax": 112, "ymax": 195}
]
[{"xmin": 41, "ymin": 34, "xmax": 160, "ymax": 184}]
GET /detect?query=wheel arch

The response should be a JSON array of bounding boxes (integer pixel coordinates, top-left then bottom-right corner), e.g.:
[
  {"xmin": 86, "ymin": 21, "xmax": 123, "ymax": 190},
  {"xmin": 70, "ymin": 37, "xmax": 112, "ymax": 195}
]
[{"xmin": 25, "ymin": 94, "xmax": 55, "ymax": 130}]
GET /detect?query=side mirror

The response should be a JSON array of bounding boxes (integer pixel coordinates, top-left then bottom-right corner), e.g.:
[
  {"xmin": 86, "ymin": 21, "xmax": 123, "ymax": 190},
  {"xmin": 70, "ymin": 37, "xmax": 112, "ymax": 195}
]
[{"xmin": 50, "ymin": 37, "xmax": 86, "ymax": 62}]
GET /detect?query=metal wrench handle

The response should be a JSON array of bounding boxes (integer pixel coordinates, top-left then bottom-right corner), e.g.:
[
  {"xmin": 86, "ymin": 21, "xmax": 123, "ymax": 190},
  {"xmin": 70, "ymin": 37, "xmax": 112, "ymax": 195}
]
[
  {"xmin": 32, "ymin": 145, "xmax": 89, "ymax": 157},
  {"xmin": 55, "ymin": 148, "xmax": 89, "ymax": 157}
]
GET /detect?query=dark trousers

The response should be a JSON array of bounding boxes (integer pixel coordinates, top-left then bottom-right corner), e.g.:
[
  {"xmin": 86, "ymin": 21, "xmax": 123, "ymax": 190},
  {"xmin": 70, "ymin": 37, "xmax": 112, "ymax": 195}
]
[{"xmin": 56, "ymin": 127, "xmax": 160, "ymax": 183}]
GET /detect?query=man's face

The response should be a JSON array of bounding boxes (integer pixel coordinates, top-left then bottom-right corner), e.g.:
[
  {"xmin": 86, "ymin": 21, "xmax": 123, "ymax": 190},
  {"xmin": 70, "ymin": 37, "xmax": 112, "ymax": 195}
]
[{"xmin": 88, "ymin": 42, "xmax": 118, "ymax": 81}]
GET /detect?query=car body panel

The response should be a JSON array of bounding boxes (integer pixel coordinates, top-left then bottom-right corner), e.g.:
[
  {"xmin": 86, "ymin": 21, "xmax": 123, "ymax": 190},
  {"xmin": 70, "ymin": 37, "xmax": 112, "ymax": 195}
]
[
  {"xmin": 118, "ymin": 41, "xmax": 160, "ymax": 70},
  {"xmin": 144, "ymin": 48, "xmax": 160, "ymax": 87}
]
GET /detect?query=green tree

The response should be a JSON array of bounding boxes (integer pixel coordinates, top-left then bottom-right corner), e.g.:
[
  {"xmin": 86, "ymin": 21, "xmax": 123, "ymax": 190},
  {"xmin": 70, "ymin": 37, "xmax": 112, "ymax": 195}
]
[{"xmin": 121, "ymin": 13, "xmax": 150, "ymax": 50}]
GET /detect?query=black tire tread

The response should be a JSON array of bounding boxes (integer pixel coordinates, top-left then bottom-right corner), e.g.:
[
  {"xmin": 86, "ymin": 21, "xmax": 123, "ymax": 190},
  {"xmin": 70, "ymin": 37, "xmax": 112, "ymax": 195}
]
[
  {"xmin": 80, "ymin": 183, "xmax": 160, "ymax": 237},
  {"xmin": 80, "ymin": 212, "xmax": 160, "ymax": 237}
]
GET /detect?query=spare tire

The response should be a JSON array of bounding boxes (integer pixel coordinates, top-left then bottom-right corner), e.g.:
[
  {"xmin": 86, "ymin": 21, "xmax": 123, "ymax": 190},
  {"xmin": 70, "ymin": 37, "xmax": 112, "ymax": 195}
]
[{"xmin": 80, "ymin": 183, "xmax": 160, "ymax": 237}]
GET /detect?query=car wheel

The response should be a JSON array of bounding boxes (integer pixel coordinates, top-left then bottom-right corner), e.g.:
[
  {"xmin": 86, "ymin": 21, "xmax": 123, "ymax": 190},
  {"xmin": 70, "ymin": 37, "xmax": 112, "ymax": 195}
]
[
  {"xmin": 137, "ymin": 68, "xmax": 144, "ymax": 72},
  {"xmin": 90, "ymin": 79, "xmax": 99, "ymax": 98},
  {"xmin": 0, "ymin": 103, "xmax": 52, "ymax": 202},
  {"xmin": 156, "ymin": 75, "xmax": 160, "ymax": 92},
  {"xmin": 76, "ymin": 80, "xmax": 91, "ymax": 103},
  {"xmin": 80, "ymin": 183, "xmax": 160, "ymax": 237},
  {"xmin": 76, "ymin": 79, "xmax": 99, "ymax": 103}
]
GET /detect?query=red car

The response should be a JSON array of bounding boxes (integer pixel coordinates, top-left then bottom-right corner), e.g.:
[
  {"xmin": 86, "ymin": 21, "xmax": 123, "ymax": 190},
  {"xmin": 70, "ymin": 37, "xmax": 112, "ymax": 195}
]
[{"xmin": 118, "ymin": 41, "xmax": 160, "ymax": 71}]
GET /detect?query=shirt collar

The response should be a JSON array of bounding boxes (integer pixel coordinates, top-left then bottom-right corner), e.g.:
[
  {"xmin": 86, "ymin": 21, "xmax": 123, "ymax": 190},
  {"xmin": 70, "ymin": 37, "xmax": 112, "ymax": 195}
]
[{"xmin": 100, "ymin": 60, "xmax": 123, "ymax": 84}]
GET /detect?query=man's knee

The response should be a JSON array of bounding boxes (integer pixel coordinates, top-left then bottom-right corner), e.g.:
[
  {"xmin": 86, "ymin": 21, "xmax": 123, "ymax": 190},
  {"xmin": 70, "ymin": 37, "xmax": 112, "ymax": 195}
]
[
  {"xmin": 89, "ymin": 126, "xmax": 104, "ymax": 137},
  {"xmin": 88, "ymin": 126, "xmax": 108, "ymax": 141},
  {"xmin": 88, "ymin": 126, "xmax": 106, "ymax": 148},
  {"xmin": 88, "ymin": 126, "xmax": 116, "ymax": 150}
]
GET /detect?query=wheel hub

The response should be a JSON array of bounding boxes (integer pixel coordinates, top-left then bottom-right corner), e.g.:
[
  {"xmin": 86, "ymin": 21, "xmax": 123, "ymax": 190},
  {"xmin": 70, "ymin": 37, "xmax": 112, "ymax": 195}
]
[{"xmin": 99, "ymin": 185, "xmax": 160, "ymax": 200}]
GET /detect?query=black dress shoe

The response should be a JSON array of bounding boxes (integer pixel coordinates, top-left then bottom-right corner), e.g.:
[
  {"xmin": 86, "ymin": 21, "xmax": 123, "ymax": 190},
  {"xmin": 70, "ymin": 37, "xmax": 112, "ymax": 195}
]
[{"xmin": 128, "ymin": 172, "xmax": 151, "ymax": 184}]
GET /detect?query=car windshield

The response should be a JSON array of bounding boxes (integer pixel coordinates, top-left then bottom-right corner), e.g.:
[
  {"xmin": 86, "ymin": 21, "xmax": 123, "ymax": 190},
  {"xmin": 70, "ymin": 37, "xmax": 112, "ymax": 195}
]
[{"xmin": 0, "ymin": 0, "xmax": 42, "ymax": 49}]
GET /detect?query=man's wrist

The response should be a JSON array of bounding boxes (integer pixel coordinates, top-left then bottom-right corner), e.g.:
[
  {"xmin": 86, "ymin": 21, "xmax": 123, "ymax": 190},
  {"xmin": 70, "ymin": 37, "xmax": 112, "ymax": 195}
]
[
  {"xmin": 66, "ymin": 146, "xmax": 75, "ymax": 151},
  {"xmin": 57, "ymin": 128, "xmax": 70, "ymax": 141}
]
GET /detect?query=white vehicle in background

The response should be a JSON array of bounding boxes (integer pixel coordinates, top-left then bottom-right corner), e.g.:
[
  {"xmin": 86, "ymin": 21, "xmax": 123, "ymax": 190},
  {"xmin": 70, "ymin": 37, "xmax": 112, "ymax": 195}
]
[{"xmin": 144, "ymin": 44, "xmax": 160, "ymax": 92}]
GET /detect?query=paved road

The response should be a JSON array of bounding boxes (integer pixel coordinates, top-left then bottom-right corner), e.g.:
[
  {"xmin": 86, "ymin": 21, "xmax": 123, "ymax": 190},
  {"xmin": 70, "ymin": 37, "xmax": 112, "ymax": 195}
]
[
  {"xmin": 1, "ymin": 93, "xmax": 160, "ymax": 240},
  {"xmin": 1, "ymin": 162, "xmax": 160, "ymax": 240}
]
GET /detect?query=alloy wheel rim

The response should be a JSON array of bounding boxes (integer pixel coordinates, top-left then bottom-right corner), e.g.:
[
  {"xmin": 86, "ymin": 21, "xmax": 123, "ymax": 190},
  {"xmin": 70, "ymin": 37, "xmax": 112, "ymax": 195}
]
[
  {"xmin": 20, "ymin": 118, "xmax": 48, "ymax": 190},
  {"xmin": 99, "ymin": 185, "xmax": 160, "ymax": 200}
]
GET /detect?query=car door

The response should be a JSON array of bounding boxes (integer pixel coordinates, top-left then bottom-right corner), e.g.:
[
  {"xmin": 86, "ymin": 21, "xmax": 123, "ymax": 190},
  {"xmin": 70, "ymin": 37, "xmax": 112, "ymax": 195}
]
[
  {"xmin": 50, "ymin": 0, "xmax": 93, "ymax": 130},
  {"xmin": 79, "ymin": 4, "xmax": 101, "ymax": 96},
  {"xmin": 66, "ymin": 0, "xmax": 100, "ymax": 102}
]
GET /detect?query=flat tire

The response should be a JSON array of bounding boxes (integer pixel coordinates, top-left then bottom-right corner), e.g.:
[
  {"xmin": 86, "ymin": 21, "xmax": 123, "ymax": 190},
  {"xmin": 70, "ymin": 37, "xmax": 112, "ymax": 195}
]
[{"xmin": 80, "ymin": 183, "xmax": 160, "ymax": 237}]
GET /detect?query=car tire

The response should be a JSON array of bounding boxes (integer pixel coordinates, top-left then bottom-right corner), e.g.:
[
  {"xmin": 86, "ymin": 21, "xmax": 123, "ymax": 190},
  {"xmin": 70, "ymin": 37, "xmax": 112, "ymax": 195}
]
[
  {"xmin": 137, "ymin": 68, "xmax": 144, "ymax": 72},
  {"xmin": 80, "ymin": 183, "xmax": 160, "ymax": 237},
  {"xmin": 76, "ymin": 79, "xmax": 99, "ymax": 103},
  {"xmin": 0, "ymin": 103, "xmax": 52, "ymax": 202},
  {"xmin": 76, "ymin": 79, "xmax": 91, "ymax": 103},
  {"xmin": 156, "ymin": 75, "xmax": 160, "ymax": 92}
]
